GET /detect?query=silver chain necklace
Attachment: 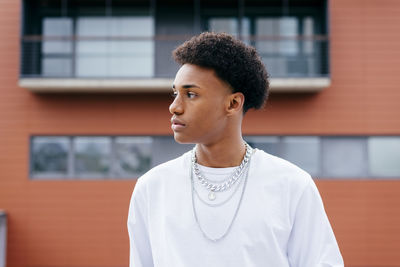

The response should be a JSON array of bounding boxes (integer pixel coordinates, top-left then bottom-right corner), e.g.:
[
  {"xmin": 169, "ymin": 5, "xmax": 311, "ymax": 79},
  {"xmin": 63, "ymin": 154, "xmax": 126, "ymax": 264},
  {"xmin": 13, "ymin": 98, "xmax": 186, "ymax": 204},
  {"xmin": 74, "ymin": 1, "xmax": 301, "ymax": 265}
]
[
  {"xmin": 190, "ymin": 145, "xmax": 254, "ymax": 242},
  {"xmin": 193, "ymin": 167, "xmax": 246, "ymax": 208},
  {"xmin": 192, "ymin": 143, "xmax": 252, "ymax": 201}
]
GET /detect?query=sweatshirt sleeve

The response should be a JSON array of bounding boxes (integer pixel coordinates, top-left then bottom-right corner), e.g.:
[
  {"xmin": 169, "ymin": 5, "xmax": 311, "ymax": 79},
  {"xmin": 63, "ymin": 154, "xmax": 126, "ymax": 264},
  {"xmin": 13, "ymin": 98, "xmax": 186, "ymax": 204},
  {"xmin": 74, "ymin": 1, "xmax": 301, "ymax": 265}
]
[
  {"xmin": 287, "ymin": 178, "xmax": 344, "ymax": 267},
  {"xmin": 127, "ymin": 179, "xmax": 154, "ymax": 267}
]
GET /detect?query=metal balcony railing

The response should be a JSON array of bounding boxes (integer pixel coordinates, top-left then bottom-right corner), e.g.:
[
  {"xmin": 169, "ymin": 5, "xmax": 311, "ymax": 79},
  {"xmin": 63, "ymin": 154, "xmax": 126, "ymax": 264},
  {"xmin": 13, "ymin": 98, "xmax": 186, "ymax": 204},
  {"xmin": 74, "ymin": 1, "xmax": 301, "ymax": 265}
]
[{"xmin": 20, "ymin": 34, "xmax": 329, "ymax": 79}]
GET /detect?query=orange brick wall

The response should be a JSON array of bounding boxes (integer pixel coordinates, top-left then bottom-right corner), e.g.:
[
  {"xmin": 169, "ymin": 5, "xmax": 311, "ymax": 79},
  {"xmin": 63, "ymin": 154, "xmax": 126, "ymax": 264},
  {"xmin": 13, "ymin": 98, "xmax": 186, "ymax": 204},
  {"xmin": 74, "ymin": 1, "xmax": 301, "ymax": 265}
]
[{"xmin": 0, "ymin": 0, "xmax": 400, "ymax": 266}]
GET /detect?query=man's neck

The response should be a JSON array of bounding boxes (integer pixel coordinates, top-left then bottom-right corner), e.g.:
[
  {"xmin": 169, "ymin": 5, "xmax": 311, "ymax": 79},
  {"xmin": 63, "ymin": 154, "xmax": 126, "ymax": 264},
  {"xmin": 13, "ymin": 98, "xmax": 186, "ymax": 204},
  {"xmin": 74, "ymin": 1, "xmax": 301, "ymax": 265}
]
[{"xmin": 195, "ymin": 136, "xmax": 246, "ymax": 168}]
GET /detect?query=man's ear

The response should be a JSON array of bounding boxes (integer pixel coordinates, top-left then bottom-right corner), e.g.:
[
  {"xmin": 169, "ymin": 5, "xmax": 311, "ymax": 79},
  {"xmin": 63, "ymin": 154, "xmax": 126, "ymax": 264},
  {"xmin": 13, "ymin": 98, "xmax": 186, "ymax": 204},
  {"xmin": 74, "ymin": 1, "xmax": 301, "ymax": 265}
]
[{"xmin": 227, "ymin": 92, "xmax": 245, "ymax": 115}]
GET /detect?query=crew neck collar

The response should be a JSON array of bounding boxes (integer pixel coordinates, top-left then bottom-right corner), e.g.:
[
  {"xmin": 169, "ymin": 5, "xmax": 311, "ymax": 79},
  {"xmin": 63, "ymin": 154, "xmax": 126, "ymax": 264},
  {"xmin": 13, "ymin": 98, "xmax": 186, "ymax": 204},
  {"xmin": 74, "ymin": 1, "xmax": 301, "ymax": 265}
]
[{"xmin": 191, "ymin": 148, "xmax": 258, "ymax": 175}]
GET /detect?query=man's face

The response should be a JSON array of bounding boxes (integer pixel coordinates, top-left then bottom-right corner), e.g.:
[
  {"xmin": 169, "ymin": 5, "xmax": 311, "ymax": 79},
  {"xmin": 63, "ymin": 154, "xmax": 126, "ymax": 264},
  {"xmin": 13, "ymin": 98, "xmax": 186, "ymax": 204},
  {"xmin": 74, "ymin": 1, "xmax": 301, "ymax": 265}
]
[{"xmin": 169, "ymin": 64, "xmax": 233, "ymax": 144}]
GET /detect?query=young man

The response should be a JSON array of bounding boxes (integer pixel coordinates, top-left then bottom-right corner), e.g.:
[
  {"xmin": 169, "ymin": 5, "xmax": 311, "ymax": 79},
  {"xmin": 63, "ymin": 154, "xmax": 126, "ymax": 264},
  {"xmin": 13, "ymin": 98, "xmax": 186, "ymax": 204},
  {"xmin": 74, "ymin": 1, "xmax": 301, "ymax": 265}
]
[{"xmin": 128, "ymin": 32, "xmax": 344, "ymax": 267}]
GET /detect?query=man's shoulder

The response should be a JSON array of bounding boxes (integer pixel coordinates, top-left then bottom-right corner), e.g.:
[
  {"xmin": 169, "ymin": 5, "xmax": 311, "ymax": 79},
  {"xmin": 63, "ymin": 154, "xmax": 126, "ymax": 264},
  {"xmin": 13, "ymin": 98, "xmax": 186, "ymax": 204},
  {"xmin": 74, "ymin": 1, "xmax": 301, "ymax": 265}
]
[{"xmin": 253, "ymin": 149, "xmax": 313, "ymax": 188}]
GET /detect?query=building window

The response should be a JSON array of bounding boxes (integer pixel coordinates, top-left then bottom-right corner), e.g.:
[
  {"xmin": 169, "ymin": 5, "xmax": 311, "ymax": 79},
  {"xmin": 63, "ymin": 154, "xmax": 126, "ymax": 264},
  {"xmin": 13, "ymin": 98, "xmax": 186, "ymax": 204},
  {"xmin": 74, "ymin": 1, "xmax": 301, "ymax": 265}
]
[
  {"xmin": 30, "ymin": 135, "xmax": 400, "ymax": 180},
  {"xmin": 22, "ymin": 0, "xmax": 154, "ymax": 78},
  {"xmin": 281, "ymin": 136, "xmax": 320, "ymax": 177},
  {"xmin": 321, "ymin": 137, "xmax": 368, "ymax": 178},
  {"xmin": 114, "ymin": 137, "xmax": 153, "ymax": 177},
  {"xmin": 41, "ymin": 18, "xmax": 73, "ymax": 77},
  {"xmin": 368, "ymin": 137, "xmax": 400, "ymax": 177},
  {"xmin": 21, "ymin": 0, "xmax": 328, "ymax": 80},
  {"xmin": 31, "ymin": 136, "xmax": 70, "ymax": 178},
  {"xmin": 30, "ymin": 136, "xmax": 153, "ymax": 179},
  {"xmin": 75, "ymin": 16, "xmax": 154, "ymax": 77},
  {"xmin": 204, "ymin": 1, "xmax": 328, "ymax": 78},
  {"xmin": 248, "ymin": 136, "xmax": 400, "ymax": 179},
  {"xmin": 73, "ymin": 137, "xmax": 112, "ymax": 178}
]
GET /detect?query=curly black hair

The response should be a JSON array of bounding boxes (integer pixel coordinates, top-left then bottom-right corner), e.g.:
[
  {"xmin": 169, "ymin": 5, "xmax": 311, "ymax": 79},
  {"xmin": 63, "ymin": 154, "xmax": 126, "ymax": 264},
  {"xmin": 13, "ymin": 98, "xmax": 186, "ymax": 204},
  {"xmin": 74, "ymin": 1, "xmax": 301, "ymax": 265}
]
[{"xmin": 173, "ymin": 32, "xmax": 269, "ymax": 113}]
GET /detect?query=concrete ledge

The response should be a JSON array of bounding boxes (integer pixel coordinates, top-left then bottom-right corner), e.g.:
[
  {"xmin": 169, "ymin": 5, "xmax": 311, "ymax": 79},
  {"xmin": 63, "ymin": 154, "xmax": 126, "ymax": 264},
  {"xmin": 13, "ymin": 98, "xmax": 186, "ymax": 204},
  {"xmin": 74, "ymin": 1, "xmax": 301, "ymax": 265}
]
[
  {"xmin": 269, "ymin": 77, "xmax": 330, "ymax": 93},
  {"xmin": 19, "ymin": 78, "xmax": 173, "ymax": 93},
  {"xmin": 19, "ymin": 77, "xmax": 330, "ymax": 93}
]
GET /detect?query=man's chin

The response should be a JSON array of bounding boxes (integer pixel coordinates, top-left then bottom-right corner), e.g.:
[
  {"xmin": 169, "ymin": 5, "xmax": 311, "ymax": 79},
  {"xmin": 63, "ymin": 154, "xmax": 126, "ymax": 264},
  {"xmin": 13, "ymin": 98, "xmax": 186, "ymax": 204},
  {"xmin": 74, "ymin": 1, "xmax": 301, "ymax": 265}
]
[{"xmin": 173, "ymin": 133, "xmax": 195, "ymax": 144}]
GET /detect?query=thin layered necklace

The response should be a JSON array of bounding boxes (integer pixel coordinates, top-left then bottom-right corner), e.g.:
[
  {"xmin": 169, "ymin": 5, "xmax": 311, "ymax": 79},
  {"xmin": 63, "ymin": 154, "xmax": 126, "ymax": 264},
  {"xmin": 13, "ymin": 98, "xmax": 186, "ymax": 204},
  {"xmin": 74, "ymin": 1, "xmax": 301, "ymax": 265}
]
[{"xmin": 190, "ymin": 142, "xmax": 254, "ymax": 242}]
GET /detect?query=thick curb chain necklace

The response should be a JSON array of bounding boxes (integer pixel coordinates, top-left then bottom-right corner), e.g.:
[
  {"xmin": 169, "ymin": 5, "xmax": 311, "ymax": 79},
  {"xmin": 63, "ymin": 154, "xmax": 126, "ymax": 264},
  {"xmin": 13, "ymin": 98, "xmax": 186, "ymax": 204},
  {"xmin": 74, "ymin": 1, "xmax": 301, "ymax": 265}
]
[
  {"xmin": 191, "ymin": 143, "xmax": 252, "ymax": 201},
  {"xmin": 193, "ymin": 172, "xmax": 246, "ymax": 208},
  {"xmin": 190, "ymin": 145, "xmax": 254, "ymax": 242}
]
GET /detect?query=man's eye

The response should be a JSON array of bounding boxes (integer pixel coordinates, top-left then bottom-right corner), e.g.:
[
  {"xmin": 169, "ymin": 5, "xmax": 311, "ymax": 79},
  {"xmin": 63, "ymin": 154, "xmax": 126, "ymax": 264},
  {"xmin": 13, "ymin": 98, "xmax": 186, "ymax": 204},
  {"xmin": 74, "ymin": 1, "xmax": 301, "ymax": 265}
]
[
  {"xmin": 187, "ymin": 92, "xmax": 196, "ymax": 98},
  {"xmin": 171, "ymin": 91, "xmax": 178, "ymax": 98}
]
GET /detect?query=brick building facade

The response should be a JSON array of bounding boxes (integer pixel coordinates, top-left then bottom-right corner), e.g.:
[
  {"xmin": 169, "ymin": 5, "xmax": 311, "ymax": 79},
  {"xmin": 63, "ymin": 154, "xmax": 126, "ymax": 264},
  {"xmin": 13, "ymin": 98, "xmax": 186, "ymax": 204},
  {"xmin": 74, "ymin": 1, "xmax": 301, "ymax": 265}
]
[{"xmin": 0, "ymin": 0, "xmax": 400, "ymax": 266}]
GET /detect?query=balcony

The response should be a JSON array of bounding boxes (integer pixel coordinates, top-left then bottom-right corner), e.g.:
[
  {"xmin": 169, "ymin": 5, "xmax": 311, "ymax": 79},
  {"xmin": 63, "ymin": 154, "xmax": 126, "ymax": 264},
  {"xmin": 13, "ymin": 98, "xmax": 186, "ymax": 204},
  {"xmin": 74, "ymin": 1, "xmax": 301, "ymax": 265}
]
[
  {"xmin": 20, "ymin": 34, "xmax": 329, "ymax": 93},
  {"xmin": 20, "ymin": 0, "xmax": 329, "ymax": 93}
]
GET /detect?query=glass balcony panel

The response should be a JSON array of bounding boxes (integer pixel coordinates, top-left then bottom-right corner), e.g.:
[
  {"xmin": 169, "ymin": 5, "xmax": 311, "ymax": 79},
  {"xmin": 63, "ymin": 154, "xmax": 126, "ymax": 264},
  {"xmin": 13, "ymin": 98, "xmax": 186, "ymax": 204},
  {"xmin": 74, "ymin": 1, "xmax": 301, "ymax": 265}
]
[
  {"xmin": 303, "ymin": 17, "xmax": 314, "ymax": 55},
  {"xmin": 256, "ymin": 17, "xmax": 299, "ymax": 55},
  {"xmin": 42, "ymin": 18, "xmax": 73, "ymax": 54},
  {"xmin": 75, "ymin": 16, "xmax": 154, "ymax": 77},
  {"xmin": 209, "ymin": 18, "xmax": 238, "ymax": 35},
  {"xmin": 208, "ymin": 17, "xmax": 250, "ymax": 44},
  {"xmin": 109, "ymin": 55, "xmax": 154, "ymax": 77},
  {"xmin": 42, "ymin": 58, "xmax": 72, "ymax": 77}
]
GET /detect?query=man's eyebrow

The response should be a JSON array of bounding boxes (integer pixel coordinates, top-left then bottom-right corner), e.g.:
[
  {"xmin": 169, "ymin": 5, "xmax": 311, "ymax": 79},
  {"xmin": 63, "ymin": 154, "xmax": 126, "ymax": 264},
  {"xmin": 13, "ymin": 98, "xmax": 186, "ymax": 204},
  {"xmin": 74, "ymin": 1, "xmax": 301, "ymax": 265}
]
[
  {"xmin": 182, "ymin": 84, "xmax": 200, "ymax": 89},
  {"xmin": 171, "ymin": 84, "xmax": 200, "ymax": 89}
]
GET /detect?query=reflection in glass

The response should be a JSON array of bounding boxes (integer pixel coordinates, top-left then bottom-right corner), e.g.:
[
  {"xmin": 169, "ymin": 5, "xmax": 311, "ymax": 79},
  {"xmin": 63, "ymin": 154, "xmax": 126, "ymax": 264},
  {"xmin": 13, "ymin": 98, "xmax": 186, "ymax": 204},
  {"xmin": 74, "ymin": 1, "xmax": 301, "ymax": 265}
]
[
  {"xmin": 208, "ymin": 17, "xmax": 250, "ymax": 43},
  {"xmin": 115, "ymin": 137, "xmax": 152, "ymax": 178},
  {"xmin": 256, "ymin": 18, "xmax": 298, "ymax": 52},
  {"xmin": 322, "ymin": 137, "xmax": 368, "ymax": 178},
  {"xmin": 208, "ymin": 17, "xmax": 250, "ymax": 36},
  {"xmin": 303, "ymin": 17, "xmax": 316, "ymax": 75},
  {"xmin": 42, "ymin": 18, "xmax": 73, "ymax": 54},
  {"xmin": 41, "ymin": 18, "xmax": 73, "ymax": 77},
  {"xmin": 246, "ymin": 136, "xmax": 280, "ymax": 156},
  {"xmin": 256, "ymin": 17, "xmax": 299, "ymax": 77},
  {"xmin": 76, "ymin": 17, "xmax": 154, "ymax": 77},
  {"xmin": 209, "ymin": 18, "xmax": 238, "ymax": 35},
  {"xmin": 282, "ymin": 136, "xmax": 320, "ymax": 177},
  {"xmin": 303, "ymin": 17, "xmax": 314, "ymax": 55},
  {"xmin": 42, "ymin": 58, "xmax": 72, "ymax": 77},
  {"xmin": 74, "ymin": 137, "xmax": 111, "ymax": 177},
  {"xmin": 369, "ymin": 137, "xmax": 400, "ymax": 177},
  {"xmin": 30, "ymin": 135, "xmax": 400, "ymax": 180},
  {"xmin": 31, "ymin": 137, "xmax": 69, "ymax": 177},
  {"xmin": 151, "ymin": 137, "xmax": 194, "ymax": 166}
]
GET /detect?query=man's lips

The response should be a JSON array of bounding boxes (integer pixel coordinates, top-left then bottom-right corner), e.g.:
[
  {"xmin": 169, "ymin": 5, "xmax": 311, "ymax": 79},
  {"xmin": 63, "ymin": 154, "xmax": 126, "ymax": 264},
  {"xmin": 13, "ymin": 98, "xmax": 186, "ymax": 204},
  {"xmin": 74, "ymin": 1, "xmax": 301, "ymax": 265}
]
[{"xmin": 171, "ymin": 118, "xmax": 186, "ymax": 131}]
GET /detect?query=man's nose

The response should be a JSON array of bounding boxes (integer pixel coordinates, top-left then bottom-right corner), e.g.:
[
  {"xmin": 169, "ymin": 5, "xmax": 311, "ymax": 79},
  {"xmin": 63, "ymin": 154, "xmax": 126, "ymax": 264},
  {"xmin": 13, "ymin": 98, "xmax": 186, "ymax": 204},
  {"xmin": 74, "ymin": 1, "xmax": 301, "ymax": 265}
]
[{"xmin": 169, "ymin": 94, "xmax": 184, "ymax": 115}]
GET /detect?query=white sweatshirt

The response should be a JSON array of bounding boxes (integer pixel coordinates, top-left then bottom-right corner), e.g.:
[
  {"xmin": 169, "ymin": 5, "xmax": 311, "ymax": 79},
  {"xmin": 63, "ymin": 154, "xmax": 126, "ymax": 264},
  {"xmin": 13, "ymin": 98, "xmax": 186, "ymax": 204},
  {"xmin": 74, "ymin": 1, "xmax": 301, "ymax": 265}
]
[{"xmin": 128, "ymin": 149, "xmax": 344, "ymax": 267}]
